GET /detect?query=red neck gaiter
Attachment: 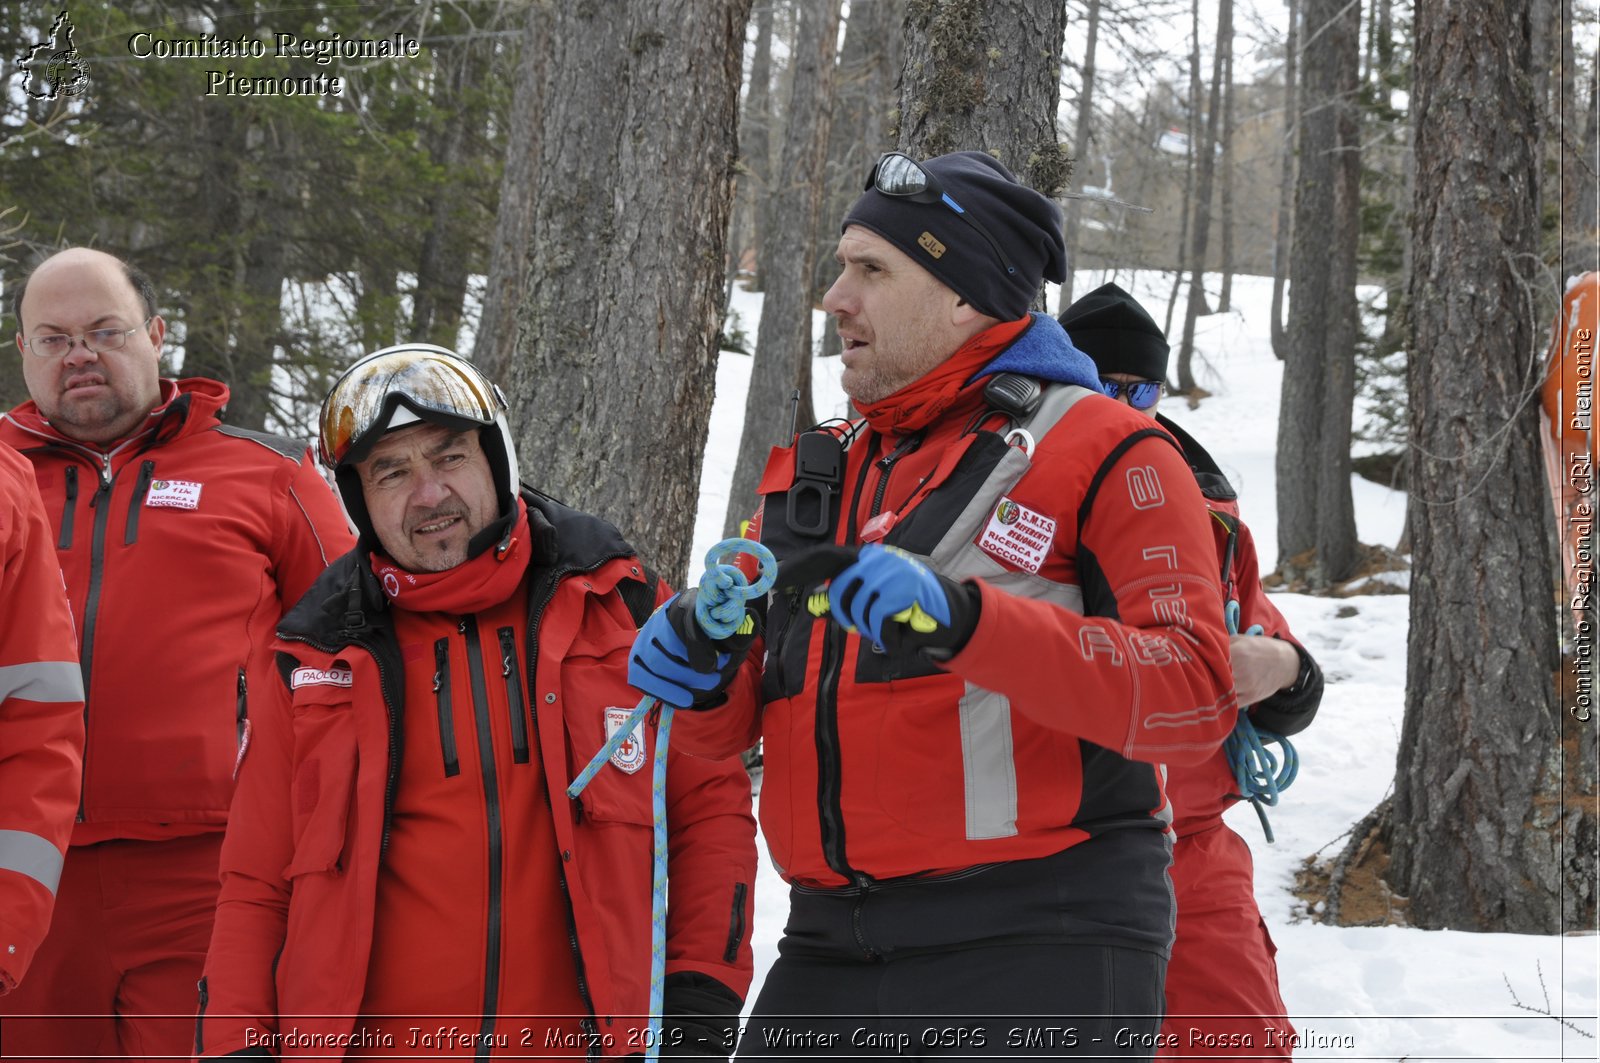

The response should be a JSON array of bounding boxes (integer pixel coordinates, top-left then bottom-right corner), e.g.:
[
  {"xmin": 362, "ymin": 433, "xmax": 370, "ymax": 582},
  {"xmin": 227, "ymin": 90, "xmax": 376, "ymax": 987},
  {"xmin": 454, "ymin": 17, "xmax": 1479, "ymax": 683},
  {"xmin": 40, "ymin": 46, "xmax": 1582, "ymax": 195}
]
[
  {"xmin": 370, "ymin": 500, "xmax": 532, "ymax": 614},
  {"xmin": 855, "ymin": 316, "xmax": 1032, "ymax": 435}
]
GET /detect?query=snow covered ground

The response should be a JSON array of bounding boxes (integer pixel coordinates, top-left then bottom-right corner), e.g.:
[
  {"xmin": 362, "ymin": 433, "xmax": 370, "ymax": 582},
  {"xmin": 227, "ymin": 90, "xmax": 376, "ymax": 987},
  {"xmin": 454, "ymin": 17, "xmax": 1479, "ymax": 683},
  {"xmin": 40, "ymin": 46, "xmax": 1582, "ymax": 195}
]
[{"xmin": 690, "ymin": 272, "xmax": 1598, "ymax": 1060}]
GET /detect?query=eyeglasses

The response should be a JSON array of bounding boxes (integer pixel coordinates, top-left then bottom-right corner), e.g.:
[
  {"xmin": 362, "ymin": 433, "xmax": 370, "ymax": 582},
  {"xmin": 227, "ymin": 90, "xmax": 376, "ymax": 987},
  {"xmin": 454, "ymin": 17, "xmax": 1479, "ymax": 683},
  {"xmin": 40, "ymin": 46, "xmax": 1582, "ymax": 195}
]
[
  {"xmin": 1098, "ymin": 378, "xmax": 1165, "ymax": 409},
  {"xmin": 865, "ymin": 152, "xmax": 1016, "ymax": 276},
  {"xmin": 21, "ymin": 319, "xmax": 152, "ymax": 359}
]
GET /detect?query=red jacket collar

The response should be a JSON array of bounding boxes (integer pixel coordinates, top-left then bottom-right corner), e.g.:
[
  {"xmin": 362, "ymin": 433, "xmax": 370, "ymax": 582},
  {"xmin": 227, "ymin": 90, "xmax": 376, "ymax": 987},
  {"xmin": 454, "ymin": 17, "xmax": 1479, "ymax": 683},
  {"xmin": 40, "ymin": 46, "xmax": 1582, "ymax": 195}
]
[{"xmin": 0, "ymin": 377, "xmax": 231, "ymax": 453}]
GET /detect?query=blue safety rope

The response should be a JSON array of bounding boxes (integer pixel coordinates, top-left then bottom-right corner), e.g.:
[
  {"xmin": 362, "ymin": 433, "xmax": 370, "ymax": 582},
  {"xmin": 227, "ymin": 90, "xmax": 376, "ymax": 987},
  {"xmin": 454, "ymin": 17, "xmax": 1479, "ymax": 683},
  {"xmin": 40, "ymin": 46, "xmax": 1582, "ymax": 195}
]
[
  {"xmin": 567, "ymin": 537, "xmax": 776, "ymax": 1060},
  {"xmin": 1221, "ymin": 599, "xmax": 1299, "ymax": 844}
]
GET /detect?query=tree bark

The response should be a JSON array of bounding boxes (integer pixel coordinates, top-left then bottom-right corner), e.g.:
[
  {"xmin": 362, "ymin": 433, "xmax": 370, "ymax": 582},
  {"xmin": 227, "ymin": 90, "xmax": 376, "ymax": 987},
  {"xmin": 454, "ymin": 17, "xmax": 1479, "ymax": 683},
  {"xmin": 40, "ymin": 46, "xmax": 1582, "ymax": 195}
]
[
  {"xmin": 507, "ymin": 0, "xmax": 753, "ymax": 584},
  {"xmin": 477, "ymin": 4, "xmax": 552, "ymax": 384},
  {"xmin": 1217, "ymin": 20, "xmax": 1235, "ymax": 314},
  {"xmin": 1175, "ymin": 0, "xmax": 1231, "ymax": 394},
  {"xmin": 811, "ymin": 0, "xmax": 903, "ymax": 302},
  {"xmin": 734, "ymin": 0, "xmax": 779, "ymax": 292},
  {"xmin": 410, "ymin": 28, "xmax": 491, "ymax": 351},
  {"xmin": 895, "ymin": 0, "xmax": 1070, "ymax": 198},
  {"xmin": 1061, "ymin": 0, "xmax": 1103, "ymax": 308},
  {"xmin": 1274, "ymin": 0, "xmax": 1359, "ymax": 586},
  {"xmin": 1269, "ymin": 0, "xmax": 1298, "ymax": 361},
  {"xmin": 1164, "ymin": 0, "xmax": 1203, "ymax": 339},
  {"xmin": 725, "ymin": 0, "xmax": 843, "ymax": 538},
  {"xmin": 1371, "ymin": 0, "xmax": 1578, "ymax": 932}
]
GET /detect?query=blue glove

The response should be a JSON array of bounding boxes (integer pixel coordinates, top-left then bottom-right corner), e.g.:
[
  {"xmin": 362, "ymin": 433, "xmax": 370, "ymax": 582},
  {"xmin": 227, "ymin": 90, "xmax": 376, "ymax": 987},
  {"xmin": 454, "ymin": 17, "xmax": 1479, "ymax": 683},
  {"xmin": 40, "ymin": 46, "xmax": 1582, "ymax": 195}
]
[
  {"xmin": 827, "ymin": 544, "xmax": 977, "ymax": 652},
  {"xmin": 629, "ymin": 591, "xmax": 757, "ymax": 709}
]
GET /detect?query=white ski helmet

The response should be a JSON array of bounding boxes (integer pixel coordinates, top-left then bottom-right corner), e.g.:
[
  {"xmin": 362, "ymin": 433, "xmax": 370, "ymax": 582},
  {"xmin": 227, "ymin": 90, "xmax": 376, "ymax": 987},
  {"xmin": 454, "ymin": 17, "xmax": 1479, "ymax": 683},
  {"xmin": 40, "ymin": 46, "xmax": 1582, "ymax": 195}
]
[{"xmin": 318, "ymin": 344, "xmax": 521, "ymax": 546}]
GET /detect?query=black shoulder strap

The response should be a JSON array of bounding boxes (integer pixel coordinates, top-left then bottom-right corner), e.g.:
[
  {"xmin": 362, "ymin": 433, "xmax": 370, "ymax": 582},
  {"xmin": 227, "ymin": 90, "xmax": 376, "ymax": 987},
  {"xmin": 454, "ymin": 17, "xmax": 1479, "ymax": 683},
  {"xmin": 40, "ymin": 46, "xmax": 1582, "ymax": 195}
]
[
  {"xmin": 1075, "ymin": 426, "xmax": 1186, "ymax": 546},
  {"xmin": 616, "ymin": 564, "xmax": 660, "ymax": 628}
]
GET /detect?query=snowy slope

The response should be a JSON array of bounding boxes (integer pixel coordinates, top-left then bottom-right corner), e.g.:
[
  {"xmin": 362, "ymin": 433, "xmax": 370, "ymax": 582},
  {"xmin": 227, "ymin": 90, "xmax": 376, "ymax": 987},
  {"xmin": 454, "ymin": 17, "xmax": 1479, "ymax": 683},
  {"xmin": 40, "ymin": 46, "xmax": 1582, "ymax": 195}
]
[{"xmin": 690, "ymin": 272, "xmax": 1597, "ymax": 1061}]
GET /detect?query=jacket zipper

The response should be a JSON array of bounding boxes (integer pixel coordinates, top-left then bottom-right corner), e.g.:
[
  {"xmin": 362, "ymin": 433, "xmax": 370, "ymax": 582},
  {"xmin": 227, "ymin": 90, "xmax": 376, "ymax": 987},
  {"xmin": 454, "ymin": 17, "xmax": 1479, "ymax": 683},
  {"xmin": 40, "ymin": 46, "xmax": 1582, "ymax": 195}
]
[
  {"xmin": 462, "ymin": 617, "xmax": 504, "ymax": 1059},
  {"xmin": 236, "ymin": 668, "xmax": 249, "ymax": 749},
  {"xmin": 123, "ymin": 459, "xmax": 156, "ymax": 545},
  {"xmin": 723, "ymin": 881, "xmax": 748, "ymax": 963},
  {"xmin": 75, "ymin": 457, "xmax": 118, "ymax": 821},
  {"xmin": 194, "ymin": 975, "xmax": 208, "ymax": 1055},
  {"xmin": 433, "ymin": 639, "xmax": 460, "ymax": 777},
  {"xmin": 811, "ymin": 437, "xmax": 890, "ymax": 882},
  {"xmin": 522, "ymin": 554, "xmax": 625, "ymax": 1053},
  {"xmin": 497, "ymin": 627, "xmax": 531, "ymax": 764},
  {"xmin": 57, "ymin": 464, "xmax": 77, "ymax": 549}
]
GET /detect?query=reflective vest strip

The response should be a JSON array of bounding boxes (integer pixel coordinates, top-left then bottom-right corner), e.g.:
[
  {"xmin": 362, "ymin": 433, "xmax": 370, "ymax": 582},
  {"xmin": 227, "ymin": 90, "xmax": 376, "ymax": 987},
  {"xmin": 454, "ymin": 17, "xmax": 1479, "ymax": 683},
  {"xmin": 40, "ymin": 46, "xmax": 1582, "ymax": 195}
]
[
  {"xmin": 0, "ymin": 830, "xmax": 65, "ymax": 895},
  {"xmin": 0, "ymin": 661, "xmax": 83, "ymax": 705}
]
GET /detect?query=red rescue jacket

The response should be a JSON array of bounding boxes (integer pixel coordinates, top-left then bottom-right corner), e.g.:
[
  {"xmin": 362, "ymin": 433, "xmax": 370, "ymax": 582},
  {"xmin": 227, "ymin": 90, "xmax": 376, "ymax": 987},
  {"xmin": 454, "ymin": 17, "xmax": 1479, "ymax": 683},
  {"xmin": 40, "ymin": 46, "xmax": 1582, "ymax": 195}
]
[
  {"xmin": 1155, "ymin": 415, "xmax": 1321, "ymax": 836},
  {"xmin": 679, "ymin": 317, "xmax": 1237, "ymax": 909},
  {"xmin": 0, "ymin": 445, "xmax": 84, "ymax": 992},
  {"xmin": 197, "ymin": 492, "xmax": 756, "ymax": 1056},
  {"xmin": 0, "ymin": 379, "xmax": 352, "ymax": 845}
]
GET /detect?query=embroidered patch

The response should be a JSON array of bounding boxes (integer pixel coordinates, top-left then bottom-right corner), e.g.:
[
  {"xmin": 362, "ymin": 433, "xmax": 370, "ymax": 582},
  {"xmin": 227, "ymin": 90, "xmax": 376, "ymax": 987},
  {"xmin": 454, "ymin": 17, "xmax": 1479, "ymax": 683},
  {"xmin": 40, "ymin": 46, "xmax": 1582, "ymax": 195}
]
[
  {"xmin": 978, "ymin": 496, "xmax": 1056, "ymax": 573},
  {"xmin": 604, "ymin": 706, "xmax": 648, "ymax": 774},
  {"xmin": 917, "ymin": 231, "xmax": 947, "ymax": 258},
  {"xmin": 145, "ymin": 479, "xmax": 202, "ymax": 509},
  {"xmin": 291, "ymin": 665, "xmax": 353, "ymax": 689}
]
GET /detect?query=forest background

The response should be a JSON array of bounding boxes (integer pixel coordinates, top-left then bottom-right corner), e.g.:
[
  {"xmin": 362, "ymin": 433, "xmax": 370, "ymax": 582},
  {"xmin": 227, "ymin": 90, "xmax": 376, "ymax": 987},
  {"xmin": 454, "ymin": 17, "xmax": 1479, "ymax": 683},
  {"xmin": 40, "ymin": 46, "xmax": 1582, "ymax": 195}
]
[{"xmin": 2, "ymin": 0, "xmax": 1597, "ymax": 959}]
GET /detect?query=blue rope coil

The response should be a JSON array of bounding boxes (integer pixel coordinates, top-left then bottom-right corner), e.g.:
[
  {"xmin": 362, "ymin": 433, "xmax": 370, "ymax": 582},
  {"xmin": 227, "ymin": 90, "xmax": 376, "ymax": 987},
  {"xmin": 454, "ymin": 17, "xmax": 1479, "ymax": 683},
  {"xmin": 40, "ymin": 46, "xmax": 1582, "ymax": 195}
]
[
  {"xmin": 1223, "ymin": 609, "xmax": 1299, "ymax": 844},
  {"xmin": 567, "ymin": 537, "xmax": 775, "ymax": 1060}
]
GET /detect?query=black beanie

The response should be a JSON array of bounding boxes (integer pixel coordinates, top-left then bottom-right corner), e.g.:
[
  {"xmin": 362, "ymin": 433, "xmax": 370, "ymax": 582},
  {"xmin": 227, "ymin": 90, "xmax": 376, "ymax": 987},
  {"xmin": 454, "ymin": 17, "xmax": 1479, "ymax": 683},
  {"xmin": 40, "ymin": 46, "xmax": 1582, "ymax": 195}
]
[
  {"xmin": 1057, "ymin": 282, "xmax": 1170, "ymax": 381},
  {"xmin": 842, "ymin": 151, "xmax": 1067, "ymax": 321}
]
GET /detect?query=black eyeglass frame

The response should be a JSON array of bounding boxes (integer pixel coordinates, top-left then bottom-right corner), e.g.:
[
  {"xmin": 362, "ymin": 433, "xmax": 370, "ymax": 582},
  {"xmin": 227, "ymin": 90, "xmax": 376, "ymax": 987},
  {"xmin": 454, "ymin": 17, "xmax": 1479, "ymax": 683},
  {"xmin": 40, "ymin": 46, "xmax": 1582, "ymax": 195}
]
[
  {"xmin": 1098, "ymin": 378, "xmax": 1166, "ymax": 410},
  {"xmin": 865, "ymin": 152, "xmax": 1018, "ymax": 277}
]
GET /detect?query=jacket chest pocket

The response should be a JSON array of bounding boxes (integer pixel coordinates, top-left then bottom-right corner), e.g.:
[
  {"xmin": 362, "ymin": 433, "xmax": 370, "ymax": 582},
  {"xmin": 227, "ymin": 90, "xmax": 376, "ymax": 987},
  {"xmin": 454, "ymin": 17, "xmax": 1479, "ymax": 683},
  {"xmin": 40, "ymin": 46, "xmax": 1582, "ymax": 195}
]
[
  {"xmin": 563, "ymin": 627, "xmax": 654, "ymax": 829},
  {"xmin": 283, "ymin": 691, "xmax": 359, "ymax": 877}
]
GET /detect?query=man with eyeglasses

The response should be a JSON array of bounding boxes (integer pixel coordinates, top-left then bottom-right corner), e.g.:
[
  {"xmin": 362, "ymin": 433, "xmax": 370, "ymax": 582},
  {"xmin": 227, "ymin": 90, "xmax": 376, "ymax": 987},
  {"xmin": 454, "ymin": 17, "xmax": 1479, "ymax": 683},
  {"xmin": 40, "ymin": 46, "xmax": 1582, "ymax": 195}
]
[
  {"xmin": 0, "ymin": 247, "xmax": 353, "ymax": 1060},
  {"xmin": 1060, "ymin": 282, "xmax": 1323, "ymax": 1060},
  {"xmin": 629, "ymin": 152, "xmax": 1238, "ymax": 1057}
]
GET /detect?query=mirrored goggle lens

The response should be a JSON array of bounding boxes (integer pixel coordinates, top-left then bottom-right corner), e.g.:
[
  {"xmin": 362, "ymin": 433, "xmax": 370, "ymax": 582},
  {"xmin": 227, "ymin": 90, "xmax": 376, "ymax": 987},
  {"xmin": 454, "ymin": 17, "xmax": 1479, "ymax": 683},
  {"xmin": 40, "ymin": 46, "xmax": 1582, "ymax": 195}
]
[
  {"xmin": 1098, "ymin": 379, "xmax": 1163, "ymax": 409},
  {"xmin": 869, "ymin": 153, "xmax": 930, "ymax": 196},
  {"xmin": 320, "ymin": 350, "xmax": 501, "ymax": 466}
]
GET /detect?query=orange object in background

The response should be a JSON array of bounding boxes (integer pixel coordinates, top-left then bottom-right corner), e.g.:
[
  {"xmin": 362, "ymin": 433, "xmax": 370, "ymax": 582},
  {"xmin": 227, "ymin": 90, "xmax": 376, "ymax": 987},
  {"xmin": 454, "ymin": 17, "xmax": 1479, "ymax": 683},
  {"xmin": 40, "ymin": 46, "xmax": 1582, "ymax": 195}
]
[{"xmin": 1540, "ymin": 272, "xmax": 1599, "ymax": 636}]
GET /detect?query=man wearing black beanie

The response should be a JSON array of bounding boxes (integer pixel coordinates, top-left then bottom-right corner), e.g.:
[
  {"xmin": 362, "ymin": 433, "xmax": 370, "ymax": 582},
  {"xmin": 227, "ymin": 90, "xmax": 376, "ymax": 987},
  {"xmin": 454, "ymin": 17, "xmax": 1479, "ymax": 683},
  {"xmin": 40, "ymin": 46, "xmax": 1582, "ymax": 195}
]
[
  {"xmin": 632, "ymin": 152, "xmax": 1239, "ymax": 1059},
  {"xmin": 1062, "ymin": 282, "xmax": 1325, "ymax": 1061}
]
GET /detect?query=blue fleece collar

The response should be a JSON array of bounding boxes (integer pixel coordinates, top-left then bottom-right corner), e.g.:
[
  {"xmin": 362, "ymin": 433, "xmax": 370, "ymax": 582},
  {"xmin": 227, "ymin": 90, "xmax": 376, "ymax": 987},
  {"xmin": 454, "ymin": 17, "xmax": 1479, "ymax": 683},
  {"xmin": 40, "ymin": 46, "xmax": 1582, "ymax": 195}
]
[{"xmin": 971, "ymin": 312, "xmax": 1102, "ymax": 391}]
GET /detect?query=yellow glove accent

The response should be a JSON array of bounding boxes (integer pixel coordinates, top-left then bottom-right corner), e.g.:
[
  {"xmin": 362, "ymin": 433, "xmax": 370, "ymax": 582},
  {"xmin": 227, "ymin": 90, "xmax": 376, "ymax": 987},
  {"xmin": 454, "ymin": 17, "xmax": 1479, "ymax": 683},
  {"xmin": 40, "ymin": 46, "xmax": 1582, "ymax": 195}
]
[
  {"xmin": 889, "ymin": 603, "xmax": 942, "ymax": 633},
  {"xmin": 807, "ymin": 592, "xmax": 832, "ymax": 618},
  {"xmin": 736, "ymin": 614, "xmax": 755, "ymax": 637}
]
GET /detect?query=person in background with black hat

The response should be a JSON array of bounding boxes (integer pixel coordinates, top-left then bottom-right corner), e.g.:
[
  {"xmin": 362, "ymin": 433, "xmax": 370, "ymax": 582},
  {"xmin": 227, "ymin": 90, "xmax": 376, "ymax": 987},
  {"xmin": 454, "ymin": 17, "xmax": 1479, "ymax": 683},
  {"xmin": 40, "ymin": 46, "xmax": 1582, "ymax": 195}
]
[
  {"xmin": 1060, "ymin": 283, "xmax": 1324, "ymax": 1060},
  {"xmin": 629, "ymin": 152, "xmax": 1238, "ymax": 1058},
  {"xmin": 195, "ymin": 345, "xmax": 757, "ymax": 1058}
]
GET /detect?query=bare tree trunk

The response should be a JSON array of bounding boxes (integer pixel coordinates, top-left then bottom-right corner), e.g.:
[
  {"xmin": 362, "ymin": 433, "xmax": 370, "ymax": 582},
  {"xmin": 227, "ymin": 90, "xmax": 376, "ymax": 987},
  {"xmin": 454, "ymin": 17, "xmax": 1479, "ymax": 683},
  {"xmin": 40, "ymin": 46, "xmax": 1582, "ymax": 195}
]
[
  {"xmin": 895, "ymin": 0, "xmax": 1070, "ymax": 198},
  {"xmin": 1175, "ymin": 0, "xmax": 1231, "ymax": 394},
  {"xmin": 1061, "ymin": 0, "xmax": 1103, "ymax": 308},
  {"xmin": 1275, "ymin": 0, "xmax": 1346, "ymax": 580},
  {"xmin": 812, "ymin": 0, "xmax": 904, "ymax": 302},
  {"xmin": 735, "ymin": 0, "xmax": 779, "ymax": 292},
  {"xmin": 507, "ymin": 0, "xmax": 753, "ymax": 584},
  {"xmin": 1217, "ymin": 22, "xmax": 1235, "ymax": 314},
  {"xmin": 1562, "ymin": 48, "xmax": 1599, "ymax": 278},
  {"xmin": 477, "ymin": 5, "xmax": 552, "ymax": 384},
  {"xmin": 411, "ymin": 31, "xmax": 491, "ymax": 351},
  {"xmin": 725, "ymin": 0, "xmax": 843, "ymax": 537},
  {"xmin": 1164, "ymin": 0, "xmax": 1202, "ymax": 339},
  {"xmin": 1362, "ymin": 0, "xmax": 1584, "ymax": 933},
  {"xmin": 1270, "ymin": 0, "xmax": 1298, "ymax": 361},
  {"xmin": 1315, "ymin": 0, "xmax": 1362, "ymax": 584}
]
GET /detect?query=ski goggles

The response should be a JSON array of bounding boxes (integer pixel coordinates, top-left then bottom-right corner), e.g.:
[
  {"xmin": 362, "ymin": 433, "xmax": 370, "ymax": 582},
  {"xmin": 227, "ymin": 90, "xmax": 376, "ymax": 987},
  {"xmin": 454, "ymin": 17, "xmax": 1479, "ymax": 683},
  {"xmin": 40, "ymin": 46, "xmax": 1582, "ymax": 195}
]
[
  {"xmin": 865, "ymin": 152, "xmax": 1017, "ymax": 276},
  {"xmin": 1098, "ymin": 377, "xmax": 1165, "ymax": 410},
  {"xmin": 318, "ymin": 345, "xmax": 507, "ymax": 468}
]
